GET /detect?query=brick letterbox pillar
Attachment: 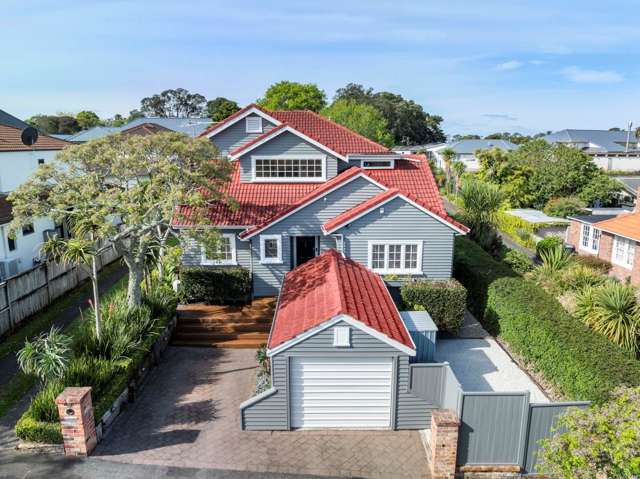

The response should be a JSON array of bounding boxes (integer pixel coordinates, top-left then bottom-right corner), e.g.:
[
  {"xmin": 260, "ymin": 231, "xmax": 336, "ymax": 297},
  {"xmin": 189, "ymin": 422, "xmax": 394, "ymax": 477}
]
[
  {"xmin": 55, "ymin": 387, "xmax": 97, "ymax": 457},
  {"xmin": 429, "ymin": 409, "xmax": 460, "ymax": 479}
]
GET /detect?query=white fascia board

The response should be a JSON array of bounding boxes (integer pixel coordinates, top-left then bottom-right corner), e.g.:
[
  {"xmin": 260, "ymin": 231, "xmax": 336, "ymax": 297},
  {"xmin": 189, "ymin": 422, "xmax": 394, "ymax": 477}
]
[
  {"xmin": 204, "ymin": 106, "xmax": 281, "ymax": 139},
  {"xmin": 398, "ymin": 194, "xmax": 468, "ymax": 235},
  {"xmin": 229, "ymin": 125, "xmax": 346, "ymax": 161},
  {"xmin": 239, "ymin": 172, "xmax": 385, "ymax": 240},
  {"xmin": 267, "ymin": 313, "xmax": 415, "ymax": 357}
]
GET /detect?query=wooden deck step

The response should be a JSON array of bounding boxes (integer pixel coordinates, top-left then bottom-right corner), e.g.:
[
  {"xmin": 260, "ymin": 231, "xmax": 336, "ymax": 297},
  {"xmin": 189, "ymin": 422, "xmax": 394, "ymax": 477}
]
[
  {"xmin": 172, "ymin": 338, "xmax": 267, "ymax": 349},
  {"xmin": 175, "ymin": 322, "xmax": 272, "ymax": 333},
  {"xmin": 177, "ymin": 314, "xmax": 273, "ymax": 324},
  {"xmin": 173, "ymin": 331, "xmax": 268, "ymax": 342}
]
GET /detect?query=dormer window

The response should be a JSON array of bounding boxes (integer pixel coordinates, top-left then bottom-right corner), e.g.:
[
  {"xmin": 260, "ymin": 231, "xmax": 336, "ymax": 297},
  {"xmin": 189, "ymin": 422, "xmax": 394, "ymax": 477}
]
[
  {"xmin": 362, "ymin": 159, "xmax": 394, "ymax": 169},
  {"xmin": 246, "ymin": 116, "xmax": 262, "ymax": 133}
]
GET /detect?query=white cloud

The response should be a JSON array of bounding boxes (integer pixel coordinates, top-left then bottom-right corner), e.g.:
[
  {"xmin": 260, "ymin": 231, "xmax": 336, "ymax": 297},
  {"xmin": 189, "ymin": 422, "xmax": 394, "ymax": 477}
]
[
  {"xmin": 496, "ymin": 60, "xmax": 523, "ymax": 71},
  {"xmin": 561, "ymin": 66, "xmax": 623, "ymax": 84},
  {"xmin": 483, "ymin": 113, "xmax": 518, "ymax": 121}
]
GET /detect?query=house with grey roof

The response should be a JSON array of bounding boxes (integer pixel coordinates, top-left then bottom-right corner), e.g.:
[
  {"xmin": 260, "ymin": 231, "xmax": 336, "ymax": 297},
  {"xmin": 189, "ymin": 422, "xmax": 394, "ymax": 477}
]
[
  {"xmin": 67, "ymin": 117, "xmax": 213, "ymax": 142},
  {"xmin": 544, "ymin": 129, "xmax": 640, "ymax": 171},
  {"xmin": 425, "ymin": 139, "xmax": 518, "ymax": 172}
]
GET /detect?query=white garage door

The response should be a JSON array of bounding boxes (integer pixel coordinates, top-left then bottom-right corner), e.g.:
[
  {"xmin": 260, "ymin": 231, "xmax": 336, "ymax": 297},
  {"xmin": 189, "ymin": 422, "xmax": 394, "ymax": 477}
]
[{"xmin": 290, "ymin": 356, "xmax": 394, "ymax": 429}]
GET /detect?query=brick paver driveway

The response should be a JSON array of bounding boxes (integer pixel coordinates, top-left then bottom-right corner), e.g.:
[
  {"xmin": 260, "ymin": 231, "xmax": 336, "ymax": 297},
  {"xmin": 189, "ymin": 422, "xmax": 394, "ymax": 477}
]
[{"xmin": 96, "ymin": 347, "xmax": 430, "ymax": 479}]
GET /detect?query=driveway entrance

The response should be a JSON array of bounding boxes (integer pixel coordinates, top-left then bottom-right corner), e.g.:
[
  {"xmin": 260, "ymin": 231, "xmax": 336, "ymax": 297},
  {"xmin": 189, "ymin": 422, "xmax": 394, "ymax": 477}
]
[{"xmin": 95, "ymin": 347, "xmax": 430, "ymax": 479}]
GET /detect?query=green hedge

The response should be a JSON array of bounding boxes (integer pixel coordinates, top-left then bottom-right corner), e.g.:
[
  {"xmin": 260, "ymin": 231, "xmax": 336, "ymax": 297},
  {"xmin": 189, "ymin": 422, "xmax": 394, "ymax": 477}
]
[
  {"xmin": 452, "ymin": 236, "xmax": 517, "ymax": 325},
  {"xmin": 400, "ymin": 279, "xmax": 467, "ymax": 333},
  {"xmin": 179, "ymin": 267, "xmax": 251, "ymax": 304},
  {"xmin": 486, "ymin": 277, "xmax": 640, "ymax": 403},
  {"xmin": 15, "ymin": 415, "xmax": 62, "ymax": 444}
]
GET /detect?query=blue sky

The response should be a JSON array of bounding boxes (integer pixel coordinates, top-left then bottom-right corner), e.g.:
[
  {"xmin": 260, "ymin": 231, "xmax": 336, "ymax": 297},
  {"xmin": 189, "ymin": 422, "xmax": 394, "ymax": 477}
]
[{"xmin": 1, "ymin": 0, "xmax": 638, "ymax": 136}]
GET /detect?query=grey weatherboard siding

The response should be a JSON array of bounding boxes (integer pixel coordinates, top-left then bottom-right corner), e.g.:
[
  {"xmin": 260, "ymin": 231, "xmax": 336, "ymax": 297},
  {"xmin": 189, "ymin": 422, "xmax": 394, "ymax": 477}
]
[
  {"xmin": 237, "ymin": 130, "xmax": 342, "ymax": 182},
  {"xmin": 181, "ymin": 229, "xmax": 252, "ymax": 270},
  {"xmin": 210, "ymin": 113, "xmax": 277, "ymax": 156},
  {"xmin": 335, "ymin": 196, "xmax": 456, "ymax": 279},
  {"xmin": 241, "ymin": 320, "xmax": 436, "ymax": 430}
]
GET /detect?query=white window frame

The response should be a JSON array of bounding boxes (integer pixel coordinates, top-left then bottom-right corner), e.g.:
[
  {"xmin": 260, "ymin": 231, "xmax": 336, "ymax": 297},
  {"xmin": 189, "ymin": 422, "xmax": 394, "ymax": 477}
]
[
  {"xmin": 367, "ymin": 240, "xmax": 423, "ymax": 274},
  {"xmin": 260, "ymin": 234, "xmax": 283, "ymax": 264},
  {"xmin": 579, "ymin": 223, "xmax": 600, "ymax": 254},
  {"xmin": 333, "ymin": 326, "xmax": 351, "ymax": 347},
  {"xmin": 200, "ymin": 233, "xmax": 237, "ymax": 265},
  {"xmin": 251, "ymin": 155, "xmax": 327, "ymax": 183},
  {"xmin": 612, "ymin": 235, "xmax": 635, "ymax": 270},
  {"xmin": 361, "ymin": 159, "xmax": 395, "ymax": 169},
  {"xmin": 245, "ymin": 116, "xmax": 262, "ymax": 133}
]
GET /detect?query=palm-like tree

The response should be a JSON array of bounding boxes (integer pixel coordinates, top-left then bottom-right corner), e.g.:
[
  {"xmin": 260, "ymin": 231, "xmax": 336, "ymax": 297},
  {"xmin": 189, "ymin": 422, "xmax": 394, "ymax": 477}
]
[
  {"xmin": 451, "ymin": 160, "xmax": 467, "ymax": 196},
  {"xmin": 440, "ymin": 148, "xmax": 456, "ymax": 194},
  {"xmin": 41, "ymin": 235, "xmax": 102, "ymax": 339}
]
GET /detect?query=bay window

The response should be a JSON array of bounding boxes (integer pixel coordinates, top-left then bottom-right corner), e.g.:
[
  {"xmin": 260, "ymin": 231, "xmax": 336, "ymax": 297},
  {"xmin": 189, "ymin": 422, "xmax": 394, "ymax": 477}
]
[
  {"xmin": 612, "ymin": 236, "xmax": 635, "ymax": 269},
  {"xmin": 201, "ymin": 234, "xmax": 236, "ymax": 265},
  {"xmin": 368, "ymin": 241, "xmax": 422, "ymax": 274}
]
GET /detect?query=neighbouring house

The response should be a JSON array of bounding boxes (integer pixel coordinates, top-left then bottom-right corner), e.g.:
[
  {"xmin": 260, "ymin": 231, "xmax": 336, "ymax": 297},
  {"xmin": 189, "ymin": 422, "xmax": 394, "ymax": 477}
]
[
  {"xmin": 67, "ymin": 116, "xmax": 213, "ymax": 142},
  {"xmin": 172, "ymin": 104, "xmax": 468, "ymax": 297},
  {"xmin": 544, "ymin": 129, "xmax": 640, "ymax": 171},
  {"xmin": 240, "ymin": 249, "xmax": 440, "ymax": 430},
  {"xmin": 425, "ymin": 139, "xmax": 518, "ymax": 172},
  {"xmin": 0, "ymin": 116, "xmax": 70, "ymax": 278},
  {"xmin": 566, "ymin": 206, "xmax": 640, "ymax": 284}
]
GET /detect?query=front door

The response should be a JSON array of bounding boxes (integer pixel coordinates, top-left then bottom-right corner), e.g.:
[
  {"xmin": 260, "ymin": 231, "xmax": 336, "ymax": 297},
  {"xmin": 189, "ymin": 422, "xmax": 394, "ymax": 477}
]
[{"xmin": 294, "ymin": 236, "xmax": 318, "ymax": 267}]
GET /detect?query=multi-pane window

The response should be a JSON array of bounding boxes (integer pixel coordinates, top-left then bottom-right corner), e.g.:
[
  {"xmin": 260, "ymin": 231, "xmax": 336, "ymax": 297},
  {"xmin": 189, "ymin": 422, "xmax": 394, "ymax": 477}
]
[
  {"xmin": 580, "ymin": 224, "xmax": 600, "ymax": 253},
  {"xmin": 612, "ymin": 236, "xmax": 635, "ymax": 269},
  {"xmin": 260, "ymin": 235, "xmax": 282, "ymax": 264},
  {"xmin": 254, "ymin": 158, "xmax": 324, "ymax": 180},
  {"xmin": 368, "ymin": 241, "xmax": 422, "ymax": 274},
  {"xmin": 201, "ymin": 234, "xmax": 236, "ymax": 265}
]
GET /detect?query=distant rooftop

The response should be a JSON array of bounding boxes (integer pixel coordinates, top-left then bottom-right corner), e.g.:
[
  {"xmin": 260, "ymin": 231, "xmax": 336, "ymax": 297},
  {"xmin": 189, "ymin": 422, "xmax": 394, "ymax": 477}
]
[
  {"xmin": 67, "ymin": 117, "xmax": 214, "ymax": 142},
  {"xmin": 445, "ymin": 139, "xmax": 518, "ymax": 154},
  {"xmin": 0, "ymin": 109, "xmax": 29, "ymax": 130},
  {"xmin": 543, "ymin": 129, "xmax": 640, "ymax": 154}
]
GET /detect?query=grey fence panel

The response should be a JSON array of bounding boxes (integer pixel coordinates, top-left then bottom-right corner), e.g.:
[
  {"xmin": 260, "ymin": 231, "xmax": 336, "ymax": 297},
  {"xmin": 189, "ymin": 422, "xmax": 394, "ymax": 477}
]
[
  {"xmin": 0, "ymin": 283, "xmax": 7, "ymax": 311},
  {"xmin": 11, "ymin": 287, "xmax": 49, "ymax": 327},
  {"xmin": 457, "ymin": 392, "xmax": 530, "ymax": 466},
  {"xmin": 408, "ymin": 363, "xmax": 447, "ymax": 405},
  {"xmin": 48, "ymin": 270, "xmax": 80, "ymax": 301},
  {"xmin": 0, "ymin": 309, "xmax": 10, "ymax": 336},
  {"xmin": 442, "ymin": 365, "xmax": 462, "ymax": 412},
  {"xmin": 524, "ymin": 402, "xmax": 590, "ymax": 474},
  {"xmin": 7, "ymin": 266, "xmax": 47, "ymax": 303}
]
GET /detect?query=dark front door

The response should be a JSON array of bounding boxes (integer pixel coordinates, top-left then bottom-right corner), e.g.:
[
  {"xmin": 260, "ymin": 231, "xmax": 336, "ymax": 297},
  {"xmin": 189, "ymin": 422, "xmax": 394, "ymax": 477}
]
[{"xmin": 295, "ymin": 236, "xmax": 317, "ymax": 267}]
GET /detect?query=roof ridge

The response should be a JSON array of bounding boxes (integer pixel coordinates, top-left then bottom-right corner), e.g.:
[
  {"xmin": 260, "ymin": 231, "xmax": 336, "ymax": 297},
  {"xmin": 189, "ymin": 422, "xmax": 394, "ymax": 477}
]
[{"xmin": 331, "ymin": 250, "xmax": 348, "ymax": 316}]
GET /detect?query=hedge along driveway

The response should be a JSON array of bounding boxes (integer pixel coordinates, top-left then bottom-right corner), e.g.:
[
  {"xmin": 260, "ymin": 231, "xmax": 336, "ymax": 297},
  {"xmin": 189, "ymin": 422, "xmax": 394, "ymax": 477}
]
[{"xmin": 453, "ymin": 236, "xmax": 640, "ymax": 403}]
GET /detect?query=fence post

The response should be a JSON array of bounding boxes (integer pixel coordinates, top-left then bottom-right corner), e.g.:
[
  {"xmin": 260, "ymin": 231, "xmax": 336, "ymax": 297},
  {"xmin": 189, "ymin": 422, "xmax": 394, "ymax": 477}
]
[
  {"xmin": 428, "ymin": 409, "xmax": 460, "ymax": 479},
  {"xmin": 4, "ymin": 280, "xmax": 13, "ymax": 333},
  {"xmin": 56, "ymin": 387, "xmax": 97, "ymax": 457}
]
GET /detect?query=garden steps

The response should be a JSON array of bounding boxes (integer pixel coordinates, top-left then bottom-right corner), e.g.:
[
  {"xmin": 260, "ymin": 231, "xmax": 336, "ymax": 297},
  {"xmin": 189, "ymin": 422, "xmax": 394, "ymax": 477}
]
[{"xmin": 173, "ymin": 298, "xmax": 275, "ymax": 348}]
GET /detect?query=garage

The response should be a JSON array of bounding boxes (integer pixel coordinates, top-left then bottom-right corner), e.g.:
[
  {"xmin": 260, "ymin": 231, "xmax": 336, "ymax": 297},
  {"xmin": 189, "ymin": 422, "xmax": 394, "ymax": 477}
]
[{"xmin": 290, "ymin": 356, "xmax": 394, "ymax": 428}]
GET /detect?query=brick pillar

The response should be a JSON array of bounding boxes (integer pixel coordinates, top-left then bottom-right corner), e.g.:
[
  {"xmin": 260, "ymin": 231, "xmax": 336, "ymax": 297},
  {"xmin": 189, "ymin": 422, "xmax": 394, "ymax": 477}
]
[
  {"xmin": 55, "ymin": 387, "xmax": 97, "ymax": 457},
  {"xmin": 429, "ymin": 409, "xmax": 460, "ymax": 479}
]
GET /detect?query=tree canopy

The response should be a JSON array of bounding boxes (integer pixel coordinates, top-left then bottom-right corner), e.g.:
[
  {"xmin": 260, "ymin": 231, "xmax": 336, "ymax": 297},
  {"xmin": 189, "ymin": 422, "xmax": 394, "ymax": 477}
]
[
  {"xmin": 26, "ymin": 114, "xmax": 81, "ymax": 134},
  {"xmin": 333, "ymin": 83, "xmax": 445, "ymax": 145},
  {"xmin": 207, "ymin": 97, "xmax": 240, "ymax": 122},
  {"xmin": 140, "ymin": 88, "xmax": 207, "ymax": 117},
  {"xmin": 320, "ymin": 100, "xmax": 393, "ymax": 147},
  {"xmin": 477, "ymin": 140, "xmax": 620, "ymax": 208},
  {"xmin": 75, "ymin": 111, "xmax": 102, "ymax": 130},
  {"xmin": 257, "ymin": 81, "xmax": 327, "ymax": 112},
  {"xmin": 8, "ymin": 132, "xmax": 234, "ymax": 307}
]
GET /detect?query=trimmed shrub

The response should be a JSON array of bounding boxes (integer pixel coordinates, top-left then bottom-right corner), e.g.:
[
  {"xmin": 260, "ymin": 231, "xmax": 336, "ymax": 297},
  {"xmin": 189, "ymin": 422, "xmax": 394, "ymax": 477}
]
[
  {"xmin": 543, "ymin": 196, "xmax": 586, "ymax": 218},
  {"xmin": 535, "ymin": 236, "xmax": 564, "ymax": 257},
  {"xmin": 575, "ymin": 254, "xmax": 611, "ymax": 273},
  {"xmin": 453, "ymin": 236, "xmax": 517, "ymax": 323},
  {"xmin": 15, "ymin": 415, "xmax": 62, "ymax": 444},
  {"xmin": 485, "ymin": 277, "xmax": 640, "ymax": 403},
  {"xmin": 400, "ymin": 279, "xmax": 467, "ymax": 333},
  {"xmin": 503, "ymin": 249, "xmax": 534, "ymax": 274},
  {"xmin": 179, "ymin": 267, "xmax": 251, "ymax": 304}
]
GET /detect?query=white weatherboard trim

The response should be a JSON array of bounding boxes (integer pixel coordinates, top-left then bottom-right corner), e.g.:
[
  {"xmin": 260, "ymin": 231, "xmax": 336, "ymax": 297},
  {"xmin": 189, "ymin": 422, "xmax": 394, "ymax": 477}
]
[
  {"xmin": 229, "ymin": 125, "xmax": 346, "ymax": 161},
  {"xmin": 267, "ymin": 314, "xmax": 416, "ymax": 357},
  {"xmin": 251, "ymin": 155, "xmax": 327, "ymax": 183},
  {"xmin": 204, "ymin": 106, "xmax": 281, "ymax": 138},
  {"xmin": 240, "ymin": 172, "xmax": 383, "ymax": 240},
  {"xmin": 367, "ymin": 240, "xmax": 423, "ymax": 275},
  {"xmin": 245, "ymin": 116, "xmax": 262, "ymax": 133},
  {"xmin": 200, "ymin": 233, "xmax": 237, "ymax": 265},
  {"xmin": 322, "ymin": 192, "xmax": 467, "ymax": 235},
  {"xmin": 260, "ymin": 234, "xmax": 282, "ymax": 264}
]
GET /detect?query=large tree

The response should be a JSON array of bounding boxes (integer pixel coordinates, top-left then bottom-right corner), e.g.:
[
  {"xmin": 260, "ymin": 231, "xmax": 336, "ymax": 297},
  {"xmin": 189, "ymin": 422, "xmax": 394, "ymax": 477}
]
[
  {"xmin": 257, "ymin": 81, "xmax": 327, "ymax": 112},
  {"xmin": 333, "ymin": 83, "xmax": 445, "ymax": 145},
  {"xmin": 140, "ymin": 88, "xmax": 207, "ymax": 117},
  {"xmin": 76, "ymin": 111, "xmax": 102, "ymax": 130},
  {"xmin": 26, "ymin": 114, "xmax": 81, "ymax": 134},
  {"xmin": 207, "ymin": 97, "xmax": 240, "ymax": 122},
  {"xmin": 8, "ymin": 132, "xmax": 233, "ymax": 307},
  {"xmin": 320, "ymin": 100, "xmax": 393, "ymax": 147}
]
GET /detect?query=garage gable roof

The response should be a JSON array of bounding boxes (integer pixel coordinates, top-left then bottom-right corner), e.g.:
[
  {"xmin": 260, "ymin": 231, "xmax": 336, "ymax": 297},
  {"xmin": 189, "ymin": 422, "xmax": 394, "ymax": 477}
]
[{"xmin": 267, "ymin": 249, "xmax": 415, "ymax": 356}]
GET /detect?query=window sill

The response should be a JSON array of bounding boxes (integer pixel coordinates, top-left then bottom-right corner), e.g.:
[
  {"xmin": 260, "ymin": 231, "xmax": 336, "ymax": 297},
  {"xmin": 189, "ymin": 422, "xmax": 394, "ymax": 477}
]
[
  {"xmin": 251, "ymin": 178, "xmax": 326, "ymax": 183},
  {"xmin": 260, "ymin": 260, "xmax": 283, "ymax": 265},
  {"xmin": 371, "ymin": 270, "xmax": 423, "ymax": 275},
  {"xmin": 579, "ymin": 247, "xmax": 598, "ymax": 255},
  {"xmin": 611, "ymin": 261, "xmax": 633, "ymax": 270},
  {"xmin": 200, "ymin": 262, "xmax": 238, "ymax": 266}
]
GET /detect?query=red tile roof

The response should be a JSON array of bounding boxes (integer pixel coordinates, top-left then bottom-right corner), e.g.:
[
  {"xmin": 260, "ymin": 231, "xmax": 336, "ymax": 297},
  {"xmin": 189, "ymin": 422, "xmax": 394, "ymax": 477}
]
[
  {"xmin": 0, "ymin": 124, "xmax": 69, "ymax": 152},
  {"xmin": 172, "ymin": 155, "xmax": 468, "ymax": 234},
  {"xmin": 593, "ymin": 212, "xmax": 640, "ymax": 241},
  {"xmin": 323, "ymin": 188, "xmax": 401, "ymax": 233},
  {"xmin": 268, "ymin": 249, "xmax": 414, "ymax": 351}
]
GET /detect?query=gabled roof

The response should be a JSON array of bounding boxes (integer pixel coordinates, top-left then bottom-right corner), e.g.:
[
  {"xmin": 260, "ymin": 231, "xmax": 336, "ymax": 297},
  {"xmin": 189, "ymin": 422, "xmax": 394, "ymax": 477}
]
[
  {"xmin": 67, "ymin": 117, "xmax": 212, "ymax": 142},
  {"xmin": 199, "ymin": 104, "xmax": 281, "ymax": 138},
  {"xmin": 0, "ymin": 124, "xmax": 69, "ymax": 152},
  {"xmin": 267, "ymin": 249, "xmax": 415, "ymax": 355},
  {"xmin": 322, "ymin": 188, "xmax": 400, "ymax": 234},
  {"xmin": 592, "ymin": 212, "xmax": 640, "ymax": 242}
]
